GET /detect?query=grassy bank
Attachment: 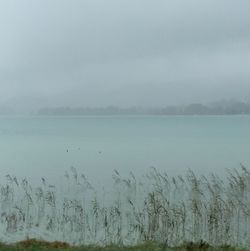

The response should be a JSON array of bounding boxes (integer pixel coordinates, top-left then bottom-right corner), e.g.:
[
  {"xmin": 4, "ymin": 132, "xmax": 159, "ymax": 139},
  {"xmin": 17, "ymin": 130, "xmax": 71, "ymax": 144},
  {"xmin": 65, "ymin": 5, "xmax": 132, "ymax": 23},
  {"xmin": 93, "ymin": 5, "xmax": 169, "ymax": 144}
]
[{"xmin": 0, "ymin": 240, "xmax": 249, "ymax": 251}]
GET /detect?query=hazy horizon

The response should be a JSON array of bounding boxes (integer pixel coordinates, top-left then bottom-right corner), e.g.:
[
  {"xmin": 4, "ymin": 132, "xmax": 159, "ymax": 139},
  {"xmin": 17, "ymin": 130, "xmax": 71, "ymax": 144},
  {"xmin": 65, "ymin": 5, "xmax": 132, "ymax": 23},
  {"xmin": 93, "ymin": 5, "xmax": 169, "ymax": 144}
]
[
  {"xmin": 1, "ymin": 0, "xmax": 250, "ymax": 111},
  {"xmin": 1, "ymin": 1, "xmax": 250, "ymax": 246}
]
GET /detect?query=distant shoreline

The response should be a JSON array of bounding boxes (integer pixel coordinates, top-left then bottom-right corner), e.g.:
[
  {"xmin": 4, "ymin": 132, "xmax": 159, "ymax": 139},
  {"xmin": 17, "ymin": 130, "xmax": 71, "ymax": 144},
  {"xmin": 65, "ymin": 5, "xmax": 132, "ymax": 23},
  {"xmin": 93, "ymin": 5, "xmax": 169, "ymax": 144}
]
[
  {"xmin": 36, "ymin": 102, "xmax": 250, "ymax": 116},
  {"xmin": 35, "ymin": 113, "xmax": 250, "ymax": 116}
]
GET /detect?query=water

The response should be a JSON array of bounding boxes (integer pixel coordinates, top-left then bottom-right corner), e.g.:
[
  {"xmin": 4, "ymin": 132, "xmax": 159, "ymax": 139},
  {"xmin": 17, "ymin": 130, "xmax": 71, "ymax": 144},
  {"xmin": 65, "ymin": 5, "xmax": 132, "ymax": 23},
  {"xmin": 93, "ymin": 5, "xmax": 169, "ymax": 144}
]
[{"xmin": 0, "ymin": 115, "xmax": 250, "ymax": 185}]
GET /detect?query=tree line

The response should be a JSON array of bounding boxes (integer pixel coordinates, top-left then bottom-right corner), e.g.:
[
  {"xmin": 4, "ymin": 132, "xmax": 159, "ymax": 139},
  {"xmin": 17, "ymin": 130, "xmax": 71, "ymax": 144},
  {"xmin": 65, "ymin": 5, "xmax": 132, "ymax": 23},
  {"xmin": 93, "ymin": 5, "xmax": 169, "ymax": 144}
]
[{"xmin": 37, "ymin": 101, "xmax": 250, "ymax": 115}]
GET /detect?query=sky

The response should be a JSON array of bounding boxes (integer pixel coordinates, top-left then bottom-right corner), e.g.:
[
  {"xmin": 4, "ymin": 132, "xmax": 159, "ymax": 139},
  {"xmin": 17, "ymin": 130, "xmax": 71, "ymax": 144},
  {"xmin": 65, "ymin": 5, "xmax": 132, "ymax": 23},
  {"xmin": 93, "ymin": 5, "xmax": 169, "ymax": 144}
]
[{"xmin": 0, "ymin": 0, "xmax": 250, "ymax": 110}]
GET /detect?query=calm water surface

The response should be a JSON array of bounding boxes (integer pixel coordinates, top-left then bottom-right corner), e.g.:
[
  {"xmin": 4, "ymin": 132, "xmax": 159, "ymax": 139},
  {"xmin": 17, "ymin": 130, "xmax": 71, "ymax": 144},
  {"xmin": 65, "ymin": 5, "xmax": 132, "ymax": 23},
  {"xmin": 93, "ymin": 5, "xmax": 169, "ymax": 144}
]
[{"xmin": 0, "ymin": 115, "xmax": 249, "ymax": 184}]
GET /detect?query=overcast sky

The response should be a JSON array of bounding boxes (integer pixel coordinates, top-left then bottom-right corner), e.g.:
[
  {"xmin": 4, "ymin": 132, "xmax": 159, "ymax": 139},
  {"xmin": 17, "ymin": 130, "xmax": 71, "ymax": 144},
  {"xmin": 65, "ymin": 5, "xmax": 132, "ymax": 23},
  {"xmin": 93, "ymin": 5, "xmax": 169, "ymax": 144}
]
[{"xmin": 0, "ymin": 0, "xmax": 250, "ymax": 109}]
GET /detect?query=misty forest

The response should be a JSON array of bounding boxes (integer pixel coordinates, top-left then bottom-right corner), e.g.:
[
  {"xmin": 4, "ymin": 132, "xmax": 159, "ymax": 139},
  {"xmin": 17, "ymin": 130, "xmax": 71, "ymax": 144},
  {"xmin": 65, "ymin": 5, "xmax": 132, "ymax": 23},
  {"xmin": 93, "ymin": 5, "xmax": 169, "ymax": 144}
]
[{"xmin": 1, "ymin": 0, "xmax": 250, "ymax": 250}]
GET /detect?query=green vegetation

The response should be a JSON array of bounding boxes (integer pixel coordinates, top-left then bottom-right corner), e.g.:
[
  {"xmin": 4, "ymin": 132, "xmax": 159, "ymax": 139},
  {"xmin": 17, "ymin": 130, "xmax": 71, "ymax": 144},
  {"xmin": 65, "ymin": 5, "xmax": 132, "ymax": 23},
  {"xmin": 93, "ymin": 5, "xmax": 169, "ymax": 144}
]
[
  {"xmin": 0, "ymin": 239, "xmax": 249, "ymax": 251},
  {"xmin": 0, "ymin": 166, "xmax": 249, "ymax": 247}
]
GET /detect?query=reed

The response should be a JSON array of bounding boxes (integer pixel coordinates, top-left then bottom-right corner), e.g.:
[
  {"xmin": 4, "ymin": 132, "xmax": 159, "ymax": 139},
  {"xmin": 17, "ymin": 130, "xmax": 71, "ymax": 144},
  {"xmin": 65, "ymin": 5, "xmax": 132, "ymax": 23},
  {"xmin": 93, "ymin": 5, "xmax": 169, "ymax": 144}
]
[{"xmin": 0, "ymin": 166, "xmax": 249, "ymax": 247}]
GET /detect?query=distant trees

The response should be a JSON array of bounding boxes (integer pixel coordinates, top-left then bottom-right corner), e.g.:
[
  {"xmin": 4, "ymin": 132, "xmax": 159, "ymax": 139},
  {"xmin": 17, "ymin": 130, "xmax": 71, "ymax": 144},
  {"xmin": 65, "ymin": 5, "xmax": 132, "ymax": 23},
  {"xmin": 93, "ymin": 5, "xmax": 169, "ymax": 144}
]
[
  {"xmin": 37, "ymin": 101, "xmax": 250, "ymax": 116},
  {"xmin": 38, "ymin": 106, "xmax": 141, "ymax": 116},
  {"xmin": 184, "ymin": 104, "xmax": 210, "ymax": 115}
]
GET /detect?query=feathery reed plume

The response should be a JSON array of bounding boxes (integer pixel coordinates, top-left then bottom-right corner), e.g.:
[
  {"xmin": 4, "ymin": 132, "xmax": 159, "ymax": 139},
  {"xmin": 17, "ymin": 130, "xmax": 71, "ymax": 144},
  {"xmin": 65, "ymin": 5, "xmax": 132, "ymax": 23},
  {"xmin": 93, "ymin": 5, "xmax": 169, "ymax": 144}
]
[{"xmin": 0, "ymin": 167, "xmax": 249, "ymax": 247}]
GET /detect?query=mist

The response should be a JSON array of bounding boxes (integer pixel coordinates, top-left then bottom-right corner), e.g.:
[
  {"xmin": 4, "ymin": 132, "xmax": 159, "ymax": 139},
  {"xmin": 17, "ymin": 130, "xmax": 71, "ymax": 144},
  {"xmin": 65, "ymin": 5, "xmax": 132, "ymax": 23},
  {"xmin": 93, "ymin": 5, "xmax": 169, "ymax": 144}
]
[
  {"xmin": 0, "ymin": 0, "xmax": 250, "ymax": 112},
  {"xmin": 1, "ymin": 1, "xmax": 250, "ymax": 246}
]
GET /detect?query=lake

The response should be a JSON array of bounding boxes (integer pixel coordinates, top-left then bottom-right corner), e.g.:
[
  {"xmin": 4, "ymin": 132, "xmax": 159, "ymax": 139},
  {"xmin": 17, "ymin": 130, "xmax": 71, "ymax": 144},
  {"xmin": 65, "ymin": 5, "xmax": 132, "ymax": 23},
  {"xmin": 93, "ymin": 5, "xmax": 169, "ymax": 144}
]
[{"xmin": 0, "ymin": 115, "xmax": 249, "ymax": 185}]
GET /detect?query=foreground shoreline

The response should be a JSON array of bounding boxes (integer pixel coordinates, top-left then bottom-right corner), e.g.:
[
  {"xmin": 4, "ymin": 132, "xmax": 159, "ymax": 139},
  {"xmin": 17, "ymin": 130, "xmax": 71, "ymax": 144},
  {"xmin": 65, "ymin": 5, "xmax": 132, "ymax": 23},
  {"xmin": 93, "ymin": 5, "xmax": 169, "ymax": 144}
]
[{"xmin": 0, "ymin": 239, "xmax": 249, "ymax": 251}]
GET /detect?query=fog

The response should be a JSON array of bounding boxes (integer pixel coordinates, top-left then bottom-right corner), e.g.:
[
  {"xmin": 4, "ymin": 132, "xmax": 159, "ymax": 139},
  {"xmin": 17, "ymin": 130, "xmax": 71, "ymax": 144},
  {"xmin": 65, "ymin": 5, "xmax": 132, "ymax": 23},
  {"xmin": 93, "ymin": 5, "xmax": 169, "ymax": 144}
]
[{"xmin": 0, "ymin": 0, "xmax": 250, "ymax": 111}]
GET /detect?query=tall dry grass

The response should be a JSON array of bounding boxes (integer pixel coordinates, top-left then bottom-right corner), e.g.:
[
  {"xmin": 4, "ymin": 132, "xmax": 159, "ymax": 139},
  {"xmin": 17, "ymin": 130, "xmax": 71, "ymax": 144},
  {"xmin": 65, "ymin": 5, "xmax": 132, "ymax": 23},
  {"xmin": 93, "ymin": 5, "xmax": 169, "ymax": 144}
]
[{"xmin": 0, "ymin": 166, "xmax": 249, "ymax": 247}]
